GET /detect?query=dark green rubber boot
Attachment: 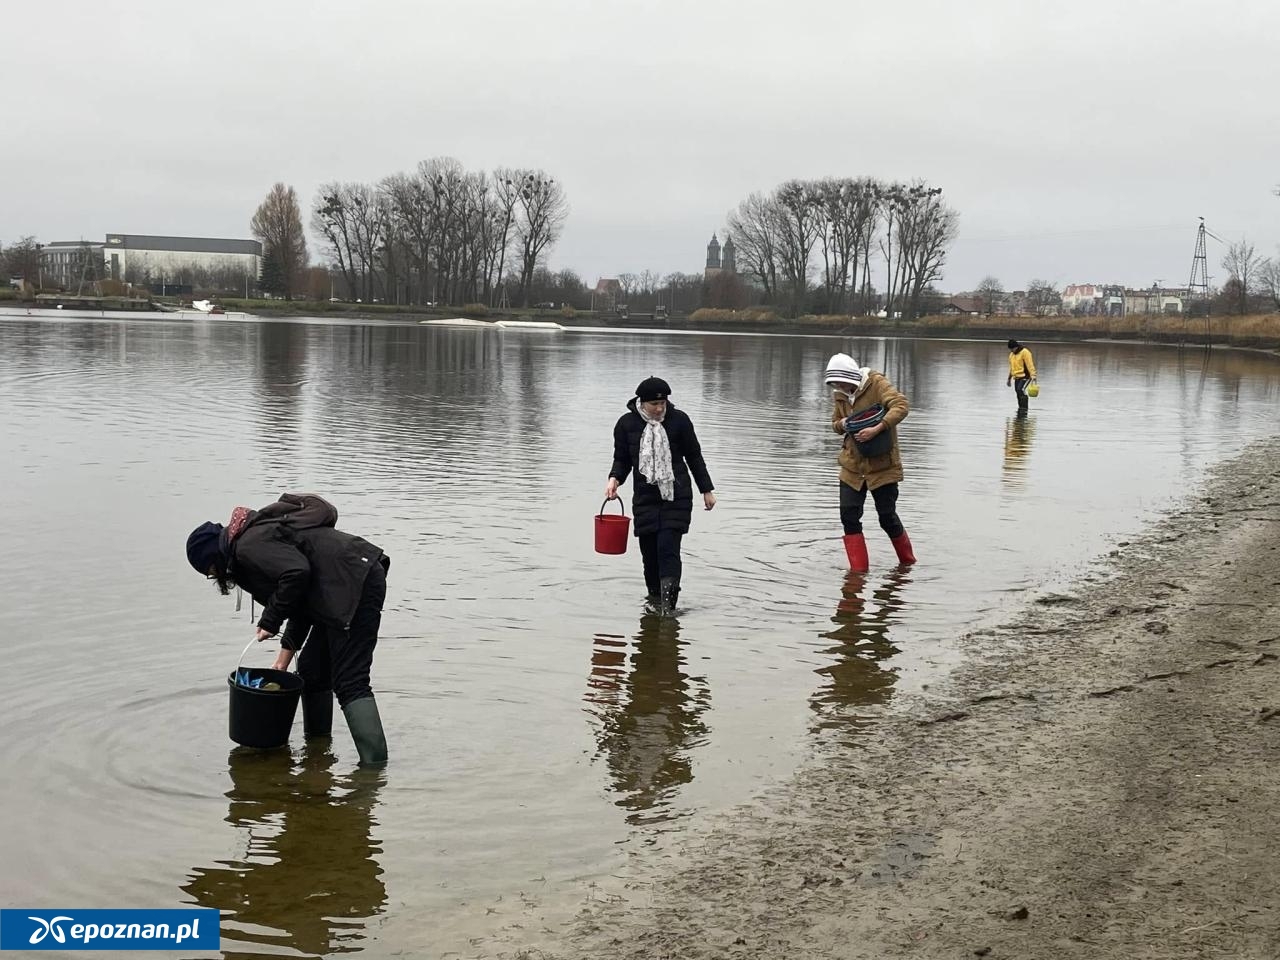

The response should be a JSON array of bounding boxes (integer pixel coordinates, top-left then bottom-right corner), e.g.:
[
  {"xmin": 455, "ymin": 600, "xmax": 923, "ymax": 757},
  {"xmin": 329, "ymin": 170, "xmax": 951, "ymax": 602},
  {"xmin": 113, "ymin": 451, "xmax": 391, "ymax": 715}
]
[
  {"xmin": 341, "ymin": 696, "xmax": 388, "ymax": 767},
  {"xmin": 659, "ymin": 577, "xmax": 680, "ymax": 617},
  {"xmin": 301, "ymin": 688, "xmax": 334, "ymax": 739}
]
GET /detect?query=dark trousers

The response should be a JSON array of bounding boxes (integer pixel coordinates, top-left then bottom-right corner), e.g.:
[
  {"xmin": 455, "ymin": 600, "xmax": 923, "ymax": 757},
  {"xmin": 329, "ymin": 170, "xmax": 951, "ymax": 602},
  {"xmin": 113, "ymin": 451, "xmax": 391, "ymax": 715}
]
[
  {"xmin": 638, "ymin": 530, "xmax": 683, "ymax": 596},
  {"xmin": 840, "ymin": 481, "xmax": 904, "ymax": 538},
  {"xmin": 1014, "ymin": 377, "xmax": 1030, "ymax": 410},
  {"xmin": 298, "ymin": 563, "xmax": 386, "ymax": 708}
]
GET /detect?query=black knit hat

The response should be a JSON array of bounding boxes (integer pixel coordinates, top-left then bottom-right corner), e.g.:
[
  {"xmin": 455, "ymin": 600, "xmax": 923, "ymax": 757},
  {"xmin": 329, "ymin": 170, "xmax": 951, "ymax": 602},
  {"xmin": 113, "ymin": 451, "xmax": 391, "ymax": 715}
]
[
  {"xmin": 635, "ymin": 376, "xmax": 671, "ymax": 402},
  {"xmin": 186, "ymin": 521, "xmax": 224, "ymax": 574},
  {"xmin": 1007, "ymin": 339, "xmax": 1020, "ymax": 350}
]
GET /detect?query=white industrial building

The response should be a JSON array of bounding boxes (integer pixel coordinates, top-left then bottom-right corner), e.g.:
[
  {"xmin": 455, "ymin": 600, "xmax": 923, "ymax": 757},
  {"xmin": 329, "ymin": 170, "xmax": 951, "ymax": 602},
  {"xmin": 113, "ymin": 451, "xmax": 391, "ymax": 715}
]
[
  {"xmin": 40, "ymin": 241, "xmax": 105, "ymax": 288},
  {"xmin": 103, "ymin": 234, "xmax": 261, "ymax": 283}
]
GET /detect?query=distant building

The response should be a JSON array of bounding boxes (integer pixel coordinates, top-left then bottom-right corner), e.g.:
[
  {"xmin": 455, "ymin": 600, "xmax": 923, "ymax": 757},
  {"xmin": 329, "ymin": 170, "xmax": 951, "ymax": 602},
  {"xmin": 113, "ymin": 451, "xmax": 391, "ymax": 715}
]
[
  {"xmin": 103, "ymin": 234, "xmax": 261, "ymax": 284},
  {"xmin": 1100, "ymin": 284, "xmax": 1126, "ymax": 317},
  {"xmin": 1062, "ymin": 283, "xmax": 1124, "ymax": 316},
  {"xmin": 704, "ymin": 233, "xmax": 722, "ymax": 281},
  {"xmin": 593, "ymin": 277, "xmax": 622, "ymax": 313},
  {"xmin": 1123, "ymin": 287, "xmax": 1184, "ymax": 315},
  {"xmin": 940, "ymin": 295, "xmax": 983, "ymax": 316},
  {"xmin": 40, "ymin": 241, "xmax": 105, "ymax": 289},
  {"xmin": 1061, "ymin": 283, "xmax": 1103, "ymax": 312},
  {"xmin": 704, "ymin": 232, "xmax": 738, "ymax": 282},
  {"xmin": 1002, "ymin": 290, "xmax": 1029, "ymax": 317}
]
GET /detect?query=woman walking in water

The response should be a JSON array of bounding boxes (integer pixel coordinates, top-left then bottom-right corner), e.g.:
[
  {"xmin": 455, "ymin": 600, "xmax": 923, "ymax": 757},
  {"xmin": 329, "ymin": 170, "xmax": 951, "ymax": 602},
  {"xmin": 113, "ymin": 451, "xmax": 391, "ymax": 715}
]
[
  {"xmin": 605, "ymin": 376, "xmax": 716, "ymax": 615},
  {"xmin": 825, "ymin": 353, "xmax": 916, "ymax": 573}
]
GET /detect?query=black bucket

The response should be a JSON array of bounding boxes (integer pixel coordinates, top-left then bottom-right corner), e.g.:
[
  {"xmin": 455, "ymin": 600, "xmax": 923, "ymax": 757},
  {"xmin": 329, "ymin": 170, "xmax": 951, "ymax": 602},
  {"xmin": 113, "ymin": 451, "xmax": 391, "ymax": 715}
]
[
  {"xmin": 848, "ymin": 404, "xmax": 893, "ymax": 458},
  {"xmin": 227, "ymin": 668, "xmax": 304, "ymax": 749}
]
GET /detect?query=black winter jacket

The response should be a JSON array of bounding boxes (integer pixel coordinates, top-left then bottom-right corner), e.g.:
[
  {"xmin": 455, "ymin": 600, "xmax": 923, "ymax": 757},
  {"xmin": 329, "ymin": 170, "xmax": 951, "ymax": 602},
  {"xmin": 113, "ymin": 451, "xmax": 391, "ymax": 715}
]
[
  {"xmin": 609, "ymin": 401, "xmax": 714, "ymax": 536},
  {"xmin": 226, "ymin": 499, "xmax": 388, "ymax": 644}
]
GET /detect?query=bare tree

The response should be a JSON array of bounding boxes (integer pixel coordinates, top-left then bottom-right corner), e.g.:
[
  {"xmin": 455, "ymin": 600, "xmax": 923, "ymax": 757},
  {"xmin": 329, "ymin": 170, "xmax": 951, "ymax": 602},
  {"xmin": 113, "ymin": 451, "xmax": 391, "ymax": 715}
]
[
  {"xmin": 1221, "ymin": 240, "xmax": 1263, "ymax": 315},
  {"xmin": 976, "ymin": 276, "xmax": 1004, "ymax": 316},
  {"xmin": 372, "ymin": 159, "xmax": 537, "ymax": 308},
  {"xmin": 513, "ymin": 171, "xmax": 568, "ymax": 306},
  {"xmin": 812, "ymin": 177, "xmax": 878, "ymax": 314},
  {"xmin": 876, "ymin": 182, "xmax": 952, "ymax": 319},
  {"xmin": 250, "ymin": 183, "xmax": 308, "ymax": 299},
  {"xmin": 382, "ymin": 167, "xmax": 437, "ymax": 304},
  {"xmin": 348, "ymin": 184, "xmax": 390, "ymax": 302},
  {"xmin": 880, "ymin": 182, "xmax": 950, "ymax": 319},
  {"xmin": 311, "ymin": 184, "xmax": 361, "ymax": 300},
  {"xmin": 488, "ymin": 169, "xmax": 522, "ymax": 304},
  {"xmin": 2, "ymin": 236, "xmax": 42, "ymax": 286},
  {"xmin": 878, "ymin": 184, "xmax": 905, "ymax": 316},
  {"xmin": 774, "ymin": 179, "xmax": 820, "ymax": 315},
  {"xmin": 1026, "ymin": 279, "xmax": 1061, "ymax": 314},
  {"xmin": 1258, "ymin": 258, "xmax": 1280, "ymax": 310},
  {"xmin": 898, "ymin": 192, "xmax": 958, "ymax": 320},
  {"xmin": 727, "ymin": 192, "xmax": 781, "ymax": 304}
]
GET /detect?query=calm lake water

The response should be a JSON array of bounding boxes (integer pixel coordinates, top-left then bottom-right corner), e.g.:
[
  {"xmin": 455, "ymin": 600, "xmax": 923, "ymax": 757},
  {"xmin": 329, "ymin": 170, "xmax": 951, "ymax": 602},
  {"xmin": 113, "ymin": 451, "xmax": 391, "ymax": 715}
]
[{"xmin": 1, "ymin": 316, "xmax": 1277, "ymax": 958}]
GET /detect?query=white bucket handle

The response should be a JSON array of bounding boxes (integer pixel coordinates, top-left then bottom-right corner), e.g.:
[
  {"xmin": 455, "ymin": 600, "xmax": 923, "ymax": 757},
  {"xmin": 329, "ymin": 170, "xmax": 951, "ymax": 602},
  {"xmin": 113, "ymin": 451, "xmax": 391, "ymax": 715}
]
[{"xmin": 234, "ymin": 635, "xmax": 303, "ymax": 679}]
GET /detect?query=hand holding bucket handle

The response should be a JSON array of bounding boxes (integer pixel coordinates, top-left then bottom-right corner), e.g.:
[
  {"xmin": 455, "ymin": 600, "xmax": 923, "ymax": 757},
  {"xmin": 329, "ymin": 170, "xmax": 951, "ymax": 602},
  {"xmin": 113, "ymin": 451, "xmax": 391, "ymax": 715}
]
[
  {"xmin": 235, "ymin": 635, "xmax": 300, "ymax": 677},
  {"xmin": 594, "ymin": 498, "xmax": 630, "ymax": 555}
]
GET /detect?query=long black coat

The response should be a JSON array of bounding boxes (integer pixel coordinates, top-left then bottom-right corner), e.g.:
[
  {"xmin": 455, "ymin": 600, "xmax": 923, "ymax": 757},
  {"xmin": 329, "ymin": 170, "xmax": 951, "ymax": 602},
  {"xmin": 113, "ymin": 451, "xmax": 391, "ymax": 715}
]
[
  {"xmin": 226, "ymin": 503, "xmax": 388, "ymax": 639},
  {"xmin": 609, "ymin": 400, "xmax": 714, "ymax": 537}
]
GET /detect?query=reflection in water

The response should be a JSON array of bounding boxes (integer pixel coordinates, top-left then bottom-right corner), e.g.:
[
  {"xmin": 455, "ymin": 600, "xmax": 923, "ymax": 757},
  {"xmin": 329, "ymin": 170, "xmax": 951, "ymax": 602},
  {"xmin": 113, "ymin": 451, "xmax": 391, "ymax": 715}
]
[
  {"xmin": 811, "ymin": 571, "xmax": 909, "ymax": 732},
  {"xmin": 182, "ymin": 747, "xmax": 386, "ymax": 958},
  {"xmin": 585, "ymin": 615, "xmax": 711, "ymax": 824},
  {"xmin": 1002, "ymin": 410, "xmax": 1037, "ymax": 484}
]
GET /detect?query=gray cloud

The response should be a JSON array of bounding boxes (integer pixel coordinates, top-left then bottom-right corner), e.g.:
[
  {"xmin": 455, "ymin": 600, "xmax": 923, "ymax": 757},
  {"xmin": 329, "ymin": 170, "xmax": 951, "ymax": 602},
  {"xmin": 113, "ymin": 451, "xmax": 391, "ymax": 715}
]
[{"xmin": 5, "ymin": 0, "xmax": 1277, "ymax": 292}]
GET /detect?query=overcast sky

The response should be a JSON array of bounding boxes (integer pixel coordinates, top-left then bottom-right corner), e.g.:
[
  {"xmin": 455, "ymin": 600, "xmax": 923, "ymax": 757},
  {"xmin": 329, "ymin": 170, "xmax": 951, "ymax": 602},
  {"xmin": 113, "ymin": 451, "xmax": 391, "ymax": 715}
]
[{"xmin": 4, "ymin": 0, "xmax": 1278, "ymax": 292}]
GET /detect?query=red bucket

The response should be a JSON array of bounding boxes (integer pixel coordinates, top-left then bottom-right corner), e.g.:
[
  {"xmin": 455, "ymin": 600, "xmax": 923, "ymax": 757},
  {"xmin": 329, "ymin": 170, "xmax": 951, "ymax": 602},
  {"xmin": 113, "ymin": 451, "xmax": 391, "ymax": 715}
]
[{"xmin": 595, "ymin": 499, "xmax": 630, "ymax": 554}]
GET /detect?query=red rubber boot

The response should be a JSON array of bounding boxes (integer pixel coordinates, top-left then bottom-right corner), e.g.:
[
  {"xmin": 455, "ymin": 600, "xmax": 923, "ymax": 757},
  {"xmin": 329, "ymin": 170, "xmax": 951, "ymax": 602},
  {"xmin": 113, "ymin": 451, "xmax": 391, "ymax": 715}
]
[
  {"xmin": 890, "ymin": 531, "xmax": 916, "ymax": 566},
  {"xmin": 843, "ymin": 533, "xmax": 869, "ymax": 573}
]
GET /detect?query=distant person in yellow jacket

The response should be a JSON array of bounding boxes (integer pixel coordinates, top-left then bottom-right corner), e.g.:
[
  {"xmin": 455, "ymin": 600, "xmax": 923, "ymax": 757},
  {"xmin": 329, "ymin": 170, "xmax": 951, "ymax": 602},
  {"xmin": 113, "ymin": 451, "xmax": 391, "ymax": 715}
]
[{"xmin": 1006, "ymin": 339, "xmax": 1037, "ymax": 411}]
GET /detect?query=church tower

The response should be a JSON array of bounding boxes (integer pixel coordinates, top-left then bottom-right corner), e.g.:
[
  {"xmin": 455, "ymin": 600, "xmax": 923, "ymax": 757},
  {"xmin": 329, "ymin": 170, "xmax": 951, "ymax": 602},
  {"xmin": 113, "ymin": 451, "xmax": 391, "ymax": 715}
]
[
  {"xmin": 704, "ymin": 233, "xmax": 722, "ymax": 281},
  {"xmin": 721, "ymin": 235, "xmax": 736, "ymax": 274}
]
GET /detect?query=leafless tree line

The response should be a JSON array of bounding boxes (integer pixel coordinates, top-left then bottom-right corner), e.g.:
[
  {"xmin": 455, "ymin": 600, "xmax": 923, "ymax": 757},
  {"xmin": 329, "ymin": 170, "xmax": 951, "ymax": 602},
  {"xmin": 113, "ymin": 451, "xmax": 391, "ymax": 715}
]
[
  {"xmin": 310, "ymin": 159, "xmax": 568, "ymax": 307},
  {"xmin": 1221, "ymin": 240, "xmax": 1280, "ymax": 314},
  {"xmin": 726, "ymin": 177, "xmax": 958, "ymax": 319},
  {"xmin": 612, "ymin": 272, "xmax": 710, "ymax": 313},
  {"xmin": 122, "ymin": 259, "xmax": 256, "ymax": 294}
]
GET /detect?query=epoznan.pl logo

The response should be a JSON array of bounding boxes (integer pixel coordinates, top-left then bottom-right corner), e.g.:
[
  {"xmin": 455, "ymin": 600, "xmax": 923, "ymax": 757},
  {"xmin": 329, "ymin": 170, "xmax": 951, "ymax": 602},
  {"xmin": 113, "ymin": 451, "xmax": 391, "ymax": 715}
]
[{"xmin": 1, "ymin": 909, "xmax": 219, "ymax": 951}]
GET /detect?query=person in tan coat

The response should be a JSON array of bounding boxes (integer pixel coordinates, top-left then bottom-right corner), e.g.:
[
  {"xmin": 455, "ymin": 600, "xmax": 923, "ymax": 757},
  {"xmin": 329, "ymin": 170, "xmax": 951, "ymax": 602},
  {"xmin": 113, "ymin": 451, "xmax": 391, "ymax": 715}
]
[{"xmin": 824, "ymin": 353, "xmax": 916, "ymax": 572}]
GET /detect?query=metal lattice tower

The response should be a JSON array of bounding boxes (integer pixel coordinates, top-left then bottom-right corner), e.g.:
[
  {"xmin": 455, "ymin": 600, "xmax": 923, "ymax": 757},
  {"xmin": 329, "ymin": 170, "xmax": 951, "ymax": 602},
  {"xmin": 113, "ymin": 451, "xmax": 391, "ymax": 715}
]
[{"xmin": 1186, "ymin": 218, "xmax": 1210, "ymax": 308}]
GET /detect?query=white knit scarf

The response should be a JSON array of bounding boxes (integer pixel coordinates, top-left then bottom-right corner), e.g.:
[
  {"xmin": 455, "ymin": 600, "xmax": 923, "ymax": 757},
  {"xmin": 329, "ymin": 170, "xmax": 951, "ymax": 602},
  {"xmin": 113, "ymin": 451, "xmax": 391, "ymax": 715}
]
[{"xmin": 637, "ymin": 403, "xmax": 675, "ymax": 501}]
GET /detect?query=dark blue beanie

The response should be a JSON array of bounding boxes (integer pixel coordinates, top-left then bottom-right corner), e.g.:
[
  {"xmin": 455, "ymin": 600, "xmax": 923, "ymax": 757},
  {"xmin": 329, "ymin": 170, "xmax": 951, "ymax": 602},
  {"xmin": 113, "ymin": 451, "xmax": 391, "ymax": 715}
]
[{"xmin": 186, "ymin": 522, "xmax": 224, "ymax": 574}]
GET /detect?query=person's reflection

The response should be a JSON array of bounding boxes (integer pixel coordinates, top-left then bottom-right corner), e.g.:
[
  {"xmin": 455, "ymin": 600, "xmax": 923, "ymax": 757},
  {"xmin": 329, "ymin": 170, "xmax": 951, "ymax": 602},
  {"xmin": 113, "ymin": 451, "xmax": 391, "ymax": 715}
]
[
  {"xmin": 182, "ymin": 745, "xmax": 386, "ymax": 958},
  {"xmin": 811, "ymin": 570, "xmax": 908, "ymax": 732},
  {"xmin": 585, "ymin": 614, "xmax": 711, "ymax": 824},
  {"xmin": 1002, "ymin": 410, "xmax": 1037, "ymax": 484}
]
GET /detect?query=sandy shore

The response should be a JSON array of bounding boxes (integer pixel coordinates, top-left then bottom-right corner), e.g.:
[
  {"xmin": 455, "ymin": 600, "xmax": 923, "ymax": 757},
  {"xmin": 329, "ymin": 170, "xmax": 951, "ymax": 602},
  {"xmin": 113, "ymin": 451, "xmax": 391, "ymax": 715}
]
[{"xmin": 518, "ymin": 437, "xmax": 1280, "ymax": 960}]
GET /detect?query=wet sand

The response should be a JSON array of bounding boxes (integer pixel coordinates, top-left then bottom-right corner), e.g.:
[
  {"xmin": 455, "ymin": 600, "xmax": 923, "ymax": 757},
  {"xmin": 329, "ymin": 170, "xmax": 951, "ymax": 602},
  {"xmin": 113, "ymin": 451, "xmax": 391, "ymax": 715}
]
[{"xmin": 527, "ymin": 437, "xmax": 1280, "ymax": 960}]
